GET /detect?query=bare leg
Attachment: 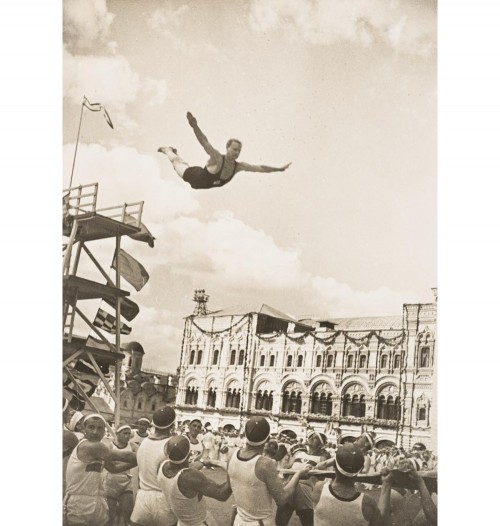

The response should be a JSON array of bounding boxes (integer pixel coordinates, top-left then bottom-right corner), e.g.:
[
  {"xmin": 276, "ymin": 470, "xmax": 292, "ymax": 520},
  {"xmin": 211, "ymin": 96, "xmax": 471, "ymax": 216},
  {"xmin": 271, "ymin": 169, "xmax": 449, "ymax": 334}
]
[{"xmin": 158, "ymin": 146, "xmax": 189, "ymax": 179}]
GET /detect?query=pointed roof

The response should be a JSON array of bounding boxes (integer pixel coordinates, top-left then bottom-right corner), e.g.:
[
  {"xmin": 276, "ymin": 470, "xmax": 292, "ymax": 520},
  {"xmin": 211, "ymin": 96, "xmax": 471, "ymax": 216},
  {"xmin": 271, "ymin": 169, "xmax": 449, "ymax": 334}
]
[
  {"xmin": 301, "ymin": 315, "xmax": 402, "ymax": 331},
  {"xmin": 202, "ymin": 303, "xmax": 301, "ymax": 324}
]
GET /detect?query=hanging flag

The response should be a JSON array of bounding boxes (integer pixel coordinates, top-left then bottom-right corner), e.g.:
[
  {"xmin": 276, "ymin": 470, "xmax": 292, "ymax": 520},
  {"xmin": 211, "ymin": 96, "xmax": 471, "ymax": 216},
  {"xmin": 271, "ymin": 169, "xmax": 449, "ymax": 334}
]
[
  {"xmin": 83, "ymin": 96, "xmax": 114, "ymax": 129},
  {"xmin": 112, "ymin": 248, "xmax": 149, "ymax": 291},
  {"xmin": 103, "ymin": 296, "xmax": 139, "ymax": 322},
  {"xmin": 93, "ymin": 308, "xmax": 132, "ymax": 335},
  {"xmin": 124, "ymin": 214, "xmax": 156, "ymax": 247}
]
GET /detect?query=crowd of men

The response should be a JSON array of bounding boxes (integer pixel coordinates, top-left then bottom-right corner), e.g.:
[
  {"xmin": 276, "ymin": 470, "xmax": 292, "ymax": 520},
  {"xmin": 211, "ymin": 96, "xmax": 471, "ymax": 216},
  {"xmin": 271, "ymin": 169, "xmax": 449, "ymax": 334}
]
[{"xmin": 63, "ymin": 404, "xmax": 437, "ymax": 526}]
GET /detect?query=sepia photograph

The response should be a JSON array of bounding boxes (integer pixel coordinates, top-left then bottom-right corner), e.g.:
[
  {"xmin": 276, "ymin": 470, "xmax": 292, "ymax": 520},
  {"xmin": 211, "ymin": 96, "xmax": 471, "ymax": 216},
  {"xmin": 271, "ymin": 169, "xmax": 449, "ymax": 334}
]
[{"xmin": 62, "ymin": 1, "xmax": 442, "ymax": 524}]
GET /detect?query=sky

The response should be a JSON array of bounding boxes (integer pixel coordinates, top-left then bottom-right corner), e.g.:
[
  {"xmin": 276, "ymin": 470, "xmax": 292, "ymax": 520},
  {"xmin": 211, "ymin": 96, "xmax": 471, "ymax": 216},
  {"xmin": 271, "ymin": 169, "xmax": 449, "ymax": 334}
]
[{"xmin": 62, "ymin": 0, "xmax": 437, "ymax": 372}]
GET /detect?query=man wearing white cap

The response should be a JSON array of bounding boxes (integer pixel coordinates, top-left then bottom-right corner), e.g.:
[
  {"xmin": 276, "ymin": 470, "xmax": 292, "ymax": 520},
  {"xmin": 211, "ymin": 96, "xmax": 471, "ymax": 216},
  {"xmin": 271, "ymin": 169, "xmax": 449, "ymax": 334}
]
[
  {"xmin": 64, "ymin": 414, "xmax": 137, "ymax": 526},
  {"xmin": 158, "ymin": 435, "xmax": 232, "ymax": 525},
  {"xmin": 315, "ymin": 443, "xmax": 394, "ymax": 526},
  {"xmin": 228, "ymin": 416, "xmax": 311, "ymax": 526},
  {"xmin": 130, "ymin": 406, "xmax": 177, "ymax": 526},
  {"xmin": 130, "ymin": 418, "xmax": 151, "ymax": 450},
  {"xmin": 276, "ymin": 430, "xmax": 332, "ymax": 526},
  {"xmin": 66, "ymin": 411, "xmax": 85, "ymax": 440},
  {"xmin": 103, "ymin": 424, "xmax": 135, "ymax": 526}
]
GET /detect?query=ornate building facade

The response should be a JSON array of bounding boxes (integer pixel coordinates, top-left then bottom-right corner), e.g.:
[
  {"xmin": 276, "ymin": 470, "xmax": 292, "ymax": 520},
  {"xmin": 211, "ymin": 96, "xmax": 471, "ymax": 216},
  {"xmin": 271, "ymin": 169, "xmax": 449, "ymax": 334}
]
[{"xmin": 175, "ymin": 295, "xmax": 437, "ymax": 450}]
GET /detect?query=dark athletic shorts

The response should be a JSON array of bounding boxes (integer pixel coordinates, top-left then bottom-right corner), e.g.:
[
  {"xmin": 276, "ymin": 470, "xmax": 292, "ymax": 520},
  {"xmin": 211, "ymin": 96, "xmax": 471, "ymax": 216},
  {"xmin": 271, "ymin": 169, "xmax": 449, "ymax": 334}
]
[{"xmin": 183, "ymin": 166, "xmax": 216, "ymax": 189}]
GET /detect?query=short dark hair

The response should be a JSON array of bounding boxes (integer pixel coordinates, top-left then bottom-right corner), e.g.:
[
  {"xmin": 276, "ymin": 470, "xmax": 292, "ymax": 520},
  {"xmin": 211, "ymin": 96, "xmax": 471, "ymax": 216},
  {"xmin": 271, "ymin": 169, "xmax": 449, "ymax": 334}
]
[{"xmin": 226, "ymin": 138, "xmax": 242, "ymax": 149}]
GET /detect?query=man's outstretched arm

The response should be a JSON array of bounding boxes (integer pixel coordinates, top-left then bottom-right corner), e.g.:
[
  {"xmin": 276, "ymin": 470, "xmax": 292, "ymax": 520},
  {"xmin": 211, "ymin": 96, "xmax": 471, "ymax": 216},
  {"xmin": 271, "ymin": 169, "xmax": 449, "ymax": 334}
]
[
  {"xmin": 237, "ymin": 161, "xmax": 292, "ymax": 173},
  {"xmin": 187, "ymin": 112, "xmax": 218, "ymax": 157}
]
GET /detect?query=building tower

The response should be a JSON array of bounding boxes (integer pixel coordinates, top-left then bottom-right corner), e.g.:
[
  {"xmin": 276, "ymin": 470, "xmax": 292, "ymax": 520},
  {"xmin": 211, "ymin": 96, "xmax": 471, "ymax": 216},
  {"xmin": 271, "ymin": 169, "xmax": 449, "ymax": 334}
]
[
  {"xmin": 122, "ymin": 341, "xmax": 145, "ymax": 374},
  {"xmin": 193, "ymin": 289, "xmax": 210, "ymax": 316}
]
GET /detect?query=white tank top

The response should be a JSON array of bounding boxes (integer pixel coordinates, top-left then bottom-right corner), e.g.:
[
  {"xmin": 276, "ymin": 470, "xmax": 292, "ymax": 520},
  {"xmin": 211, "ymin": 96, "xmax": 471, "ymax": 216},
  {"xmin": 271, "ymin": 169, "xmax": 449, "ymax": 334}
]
[
  {"xmin": 186, "ymin": 434, "xmax": 204, "ymax": 464},
  {"xmin": 228, "ymin": 449, "xmax": 273, "ymax": 522},
  {"xmin": 103, "ymin": 441, "xmax": 133, "ymax": 485},
  {"xmin": 65, "ymin": 439, "xmax": 104, "ymax": 496},
  {"xmin": 137, "ymin": 436, "xmax": 170, "ymax": 491},
  {"xmin": 158, "ymin": 464, "xmax": 208, "ymax": 526},
  {"xmin": 130, "ymin": 430, "xmax": 149, "ymax": 450},
  {"xmin": 315, "ymin": 483, "xmax": 368, "ymax": 526}
]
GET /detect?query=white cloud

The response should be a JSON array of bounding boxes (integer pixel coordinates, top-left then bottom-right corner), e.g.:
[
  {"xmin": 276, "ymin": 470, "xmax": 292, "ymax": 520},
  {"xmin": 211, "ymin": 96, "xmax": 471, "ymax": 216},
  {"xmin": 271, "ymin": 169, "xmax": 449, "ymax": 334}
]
[
  {"xmin": 307, "ymin": 276, "xmax": 416, "ymax": 317},
  {"xmin": 64, "ymin": 49, "xmax": 169, "ymax": 119},
  {"xmin": 63, "ymin": 143, "xmax": 199, "ymax": 224},
  {"xmin": 64, "ymin": 0, "xmax": 115, "ymax": 52},
  {"xmin": 248, "ymin": 0, "xmax": 436, "ymax": 57}
]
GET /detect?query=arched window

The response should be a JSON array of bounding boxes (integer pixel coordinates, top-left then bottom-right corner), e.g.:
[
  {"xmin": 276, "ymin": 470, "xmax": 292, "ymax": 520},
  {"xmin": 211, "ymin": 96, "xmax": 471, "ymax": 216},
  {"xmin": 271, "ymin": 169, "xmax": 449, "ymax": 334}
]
[
  {"xmin": 418, "ymin": 407, "xmax": 426, "ymax": 421},
  {"xmin": 260, "ymin": 355, "xmax": 265, "ymax": 367},
  {"xmin": 197, "ymin": 350, "xmax": 203, "ymax": 365},
  {"xmin": 347, "ymin": 355, "xmax": 353, "ymax": 368},
  {"xmin": 230, "ymin": 349, "xmax": 236, "ymax": 365},
  {"xmin": 255, "ymin": 390, "xmax": 264, "ymax": 410},
  {"xmin": 381, "ymin": 355, "xmax": 388, "ymax": 369},
  {"xmin": 185, "ymin": 383, "xmax": 199, "ymax": 405},
  {"xmin": 282, "ymin": 382, "xmax": 303, "ymax": 413},
  {"xmin": 311, "ymin": 392, "xmax": 320, "ymax": 413},
  {"xmin": 297, "ymin": 355, "xmax": 303, "ymax": 367},
  {"xmin": 212, "ymin": 350, "xmax": 219, "ymax": 365},
  {"xmin": 207, "ymin": 388, "xmax": 217, "ymax": 407},
  {"xmin": 420, "ymin": 347, "xmax": 430, "ymax": 368},
  {"xmin": 359, "ymin": 395, "xmax": 366, "ymax": 417},
  {"xmin": 394, "ymin": 354, "xmax": 401, "ymax": 369},
  {"xmin": 359, "ymin": 355, "xmax": 366, "ymax": 368},
  {"xmin": 327, "ymin": 355, "xmax": 333, "ymax": 368},
  {"xmin": 316, "ymin": 355, "xmax": 322, "ymax": 368},
  {"xmin": 123, "ymin": 399, "xmax": 128, "ymax": 408},
  {"xmin": 189, "ymin": 350, "xmax": 195, "ymax": 365},
  {"xmin": 377, "ymin": 395, "xmax": 386, "ymax": 419},
  {"xmin": 343, "ymin": 394, "xmax": 352, "ymax": 416},
  {"xmin": 137, "ymin": 399, "xmax": 143, "ymax": 410},
  {"xmin": 270, "ymin": 355, "xmax": 275, "ymax": 367},
  {"xmin": 287, "ymin": 355, "xmax": 293, "ymax": 367},
  {"xmin": 264, "ymin": 391, "xmax": 273, "ymax": 411},
  {"xmin": 376, "ymin": 388, "xmax": 401, "ymax": 420},
  {"xmin": 311, "ymin": 382, "xmax": 333, "ymax": 415},
  {"xmin": 151, "ymin": 402, "xmax": 156, "ymax": 411},
  {"xmin": 238, "ymin": 350, "xmax": 245, "ymax": 366}
]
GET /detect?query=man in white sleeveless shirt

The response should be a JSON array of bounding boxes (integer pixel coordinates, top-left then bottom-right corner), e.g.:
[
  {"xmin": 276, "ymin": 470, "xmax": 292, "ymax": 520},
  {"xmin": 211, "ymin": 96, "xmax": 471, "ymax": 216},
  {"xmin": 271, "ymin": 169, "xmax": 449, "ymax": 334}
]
[
  {"xmin": 64, "ymin": 414, "xmax": 137, "ymax": 526},
  {"xmin": 130, "ymin": 406, "xmax": 177, "ymax": 526},
  {"xmin": 228, "ymin": 416, "xmax": 311, "ymax": 526},
  {"xmin": 315, "ymin": 443, "xmax": 394, "ymax": 526},
  {"xmin": 158, "ymin": 435, "xmax": 232, "ymax": 525}
]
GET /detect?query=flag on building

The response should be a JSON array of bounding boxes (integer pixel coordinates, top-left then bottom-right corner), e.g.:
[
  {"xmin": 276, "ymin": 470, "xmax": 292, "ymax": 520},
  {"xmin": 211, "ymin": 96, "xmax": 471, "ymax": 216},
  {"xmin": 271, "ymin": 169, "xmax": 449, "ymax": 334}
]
[
  {"xmin": 83, "ymin": 96, "xmax": 114, "ymax": 129},
  {"xmin": 103, "ymin": 296, "xmax": 139, "ymax": 321},
  {"xmin": 93, "ymin": 308, "xmax": 131, "ymax": 335},
  {"xmin": 112, "ymin": 248, "xmax": 149, "ymax": 291}
]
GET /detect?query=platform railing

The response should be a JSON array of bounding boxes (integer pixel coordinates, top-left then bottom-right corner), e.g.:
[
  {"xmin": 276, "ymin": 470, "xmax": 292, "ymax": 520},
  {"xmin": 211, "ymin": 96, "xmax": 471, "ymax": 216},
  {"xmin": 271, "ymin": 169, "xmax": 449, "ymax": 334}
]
[{"xmin": 63, "ymin": 183, "xmax": 99, "ymax": 217}]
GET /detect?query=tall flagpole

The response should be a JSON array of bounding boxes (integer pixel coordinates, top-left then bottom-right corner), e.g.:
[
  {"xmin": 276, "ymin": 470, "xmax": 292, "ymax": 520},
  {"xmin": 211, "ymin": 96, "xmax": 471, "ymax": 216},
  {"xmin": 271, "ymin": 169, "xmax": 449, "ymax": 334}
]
[{"xmin": 69, "ymin": 96, "xmax": 86, "ymax": 189}]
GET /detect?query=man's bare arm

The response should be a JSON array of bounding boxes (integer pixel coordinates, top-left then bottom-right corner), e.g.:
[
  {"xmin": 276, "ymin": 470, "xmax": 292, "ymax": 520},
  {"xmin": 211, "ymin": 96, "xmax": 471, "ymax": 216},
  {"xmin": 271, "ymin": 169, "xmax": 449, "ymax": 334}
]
[
  {"xmin": 104, "ymin": 459, "xmax": 137, "ymax": 473},
  {"xmin": 187, "ymin": 112, "xmax": 218, "ymax": 157},
  {"xmin": 256, "ymin": 456, "xmax": 311, "ymax": 506},
  {"xmin": 238, "ymin": 161, "xmax": 292, "ymax": 174},
  {"xmin": 78, "ymin": 441, "xmax": 136, "ymax": 465},
  {"xmin": 409, "ymin": 468, "xmax": 437, "ymax": 526},
  {"xmin": 179, "ymin": 469, "xmax": 232, "ymax": 502}
]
